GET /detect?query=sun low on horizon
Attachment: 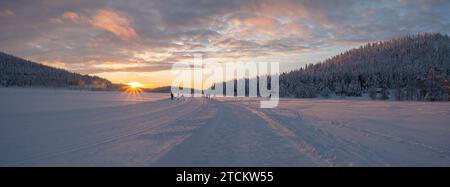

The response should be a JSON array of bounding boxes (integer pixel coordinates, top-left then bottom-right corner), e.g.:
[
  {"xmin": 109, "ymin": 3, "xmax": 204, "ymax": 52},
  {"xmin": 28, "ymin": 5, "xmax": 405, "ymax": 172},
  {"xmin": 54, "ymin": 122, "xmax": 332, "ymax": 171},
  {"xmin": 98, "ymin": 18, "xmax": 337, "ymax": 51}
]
[
  {"xmin": 123, "ymin": 81, "xmax": 145, "ymax": 95},
  {"xmin": 128, "ymin": 81, "xmax": 143, "ymax": 88}
]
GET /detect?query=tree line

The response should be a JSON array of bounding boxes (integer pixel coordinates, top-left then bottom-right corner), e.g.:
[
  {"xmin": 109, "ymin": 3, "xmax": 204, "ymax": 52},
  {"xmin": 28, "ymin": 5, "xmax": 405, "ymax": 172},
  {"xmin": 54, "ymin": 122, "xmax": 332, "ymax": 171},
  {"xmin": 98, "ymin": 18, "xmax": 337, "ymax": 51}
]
[{"xmin": 0, "ymin": 52, "xmax": 115, "ymax": 91}]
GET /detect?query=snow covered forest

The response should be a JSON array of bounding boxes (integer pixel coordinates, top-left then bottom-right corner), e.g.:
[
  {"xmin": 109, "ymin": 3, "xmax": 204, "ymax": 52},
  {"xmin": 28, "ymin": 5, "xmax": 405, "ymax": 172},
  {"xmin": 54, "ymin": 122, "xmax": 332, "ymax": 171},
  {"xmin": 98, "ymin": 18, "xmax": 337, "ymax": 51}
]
[
  {"xmin": 0, "ymin": 52, "xmax": 114, "ymax": 90},
  {"xmin": 279, "ymin": 33, "xmax": 450, "ymax": 101}
]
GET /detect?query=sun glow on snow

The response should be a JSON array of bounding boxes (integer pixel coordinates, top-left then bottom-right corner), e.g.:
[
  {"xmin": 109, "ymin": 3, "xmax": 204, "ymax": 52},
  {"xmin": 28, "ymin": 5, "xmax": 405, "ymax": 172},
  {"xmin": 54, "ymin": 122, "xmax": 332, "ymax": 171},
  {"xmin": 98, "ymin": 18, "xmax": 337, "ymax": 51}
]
[{"xmin": 124, "ymin": 81, "xmax": 144, "ymax": 95}]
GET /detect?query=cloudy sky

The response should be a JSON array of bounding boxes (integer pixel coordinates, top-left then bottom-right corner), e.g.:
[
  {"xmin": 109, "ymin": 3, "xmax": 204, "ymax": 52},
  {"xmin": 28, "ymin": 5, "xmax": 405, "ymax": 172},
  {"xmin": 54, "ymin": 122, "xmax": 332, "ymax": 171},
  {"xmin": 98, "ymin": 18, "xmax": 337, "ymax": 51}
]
[{"xmin": 1, "ymin": 0, "xmax": 449, "ymax": 87}]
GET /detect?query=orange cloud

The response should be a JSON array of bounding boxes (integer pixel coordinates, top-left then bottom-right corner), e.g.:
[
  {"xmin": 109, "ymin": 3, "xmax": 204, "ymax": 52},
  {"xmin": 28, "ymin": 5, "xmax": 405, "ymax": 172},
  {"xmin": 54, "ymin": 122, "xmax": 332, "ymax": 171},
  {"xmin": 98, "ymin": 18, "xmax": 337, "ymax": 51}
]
[
  {"xmin": 40, "ymin": 60, "xmax": 67, "ymax": 69},
  {"xmin": 62, "ymin": 11, "xmax": 83, "ymax": 23},
  {"xmin": 243, "ymin": 0, "xmax": 308, "ymax": 18},
  {"xmin": 90, "ymin": 9, "xmax": 138, "ymax": 40},
  {"xmin": 58, "ymin": 9, "xmax": 138, "ymax": 40},
  {"xmin": 240, "ymin": 17, "xmax": 276, "ymax": 28},
  {"xmin": 228, "ymin": 15, "xmax": 307, "ymax": 40},
  {"xmin": 227, "ymin": 16, "xmax": 278, "ymax": 38}
]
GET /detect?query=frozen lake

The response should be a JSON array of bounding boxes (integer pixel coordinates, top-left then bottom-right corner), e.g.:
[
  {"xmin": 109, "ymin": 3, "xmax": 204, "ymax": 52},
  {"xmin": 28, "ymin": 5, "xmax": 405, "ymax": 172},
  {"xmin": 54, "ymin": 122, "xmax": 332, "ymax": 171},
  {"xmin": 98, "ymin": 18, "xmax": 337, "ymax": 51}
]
[{"xmin": 1, "ymin": 88, "xmax": 449, "ymax": 166}]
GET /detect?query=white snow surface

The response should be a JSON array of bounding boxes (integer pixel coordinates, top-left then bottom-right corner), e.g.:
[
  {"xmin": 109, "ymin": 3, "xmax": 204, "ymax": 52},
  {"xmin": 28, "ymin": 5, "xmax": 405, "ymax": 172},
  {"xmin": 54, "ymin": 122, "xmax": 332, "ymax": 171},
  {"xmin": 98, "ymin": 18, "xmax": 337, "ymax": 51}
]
[{"xmin": 1, "ymin": 88, "xmax": 449, "ymax": 166}]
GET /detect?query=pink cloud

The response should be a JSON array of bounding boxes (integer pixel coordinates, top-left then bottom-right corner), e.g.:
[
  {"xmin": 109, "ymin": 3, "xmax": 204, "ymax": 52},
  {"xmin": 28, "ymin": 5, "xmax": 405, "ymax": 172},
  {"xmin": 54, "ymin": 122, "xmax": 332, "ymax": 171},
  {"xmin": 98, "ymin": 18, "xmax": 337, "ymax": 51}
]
[
  {"xmin": 62, "ymin": 11, "xmax": 83, "ymax": 23},
  {"xmin": 89, "ymin": 9, "xmax": 138, "ymax": 40},
  {"xmin": 0, "ymin": 9, "xmax": 14, "ymax": 17},
  {"xmin": 58, "ymin": 9, "xmax": 138, "ymax": 40}
]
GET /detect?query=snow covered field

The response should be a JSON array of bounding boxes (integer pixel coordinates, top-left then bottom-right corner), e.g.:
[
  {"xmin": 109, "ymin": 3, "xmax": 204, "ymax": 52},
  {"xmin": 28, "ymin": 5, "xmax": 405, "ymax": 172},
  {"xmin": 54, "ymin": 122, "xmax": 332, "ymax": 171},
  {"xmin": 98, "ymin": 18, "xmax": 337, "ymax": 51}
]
[{"xmin": 1, "ymin": 88, "xmax": 449, "ymax": 166}]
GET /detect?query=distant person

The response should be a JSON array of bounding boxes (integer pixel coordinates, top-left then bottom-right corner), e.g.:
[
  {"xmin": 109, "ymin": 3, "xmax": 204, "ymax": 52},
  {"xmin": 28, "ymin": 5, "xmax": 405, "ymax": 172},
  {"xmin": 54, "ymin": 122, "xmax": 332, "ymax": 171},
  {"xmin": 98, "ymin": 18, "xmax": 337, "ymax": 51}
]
[{"xmin": 170, "ymin": 93, "xmax": 174, "ymax": 100}]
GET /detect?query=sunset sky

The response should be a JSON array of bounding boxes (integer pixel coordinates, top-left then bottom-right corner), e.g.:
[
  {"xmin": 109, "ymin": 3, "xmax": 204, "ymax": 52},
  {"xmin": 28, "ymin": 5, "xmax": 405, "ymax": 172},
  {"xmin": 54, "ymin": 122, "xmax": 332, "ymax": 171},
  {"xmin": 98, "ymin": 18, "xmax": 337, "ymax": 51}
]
[{"xmin": 1, "ymin": 0, "xmax": 450, "ymax": 88}]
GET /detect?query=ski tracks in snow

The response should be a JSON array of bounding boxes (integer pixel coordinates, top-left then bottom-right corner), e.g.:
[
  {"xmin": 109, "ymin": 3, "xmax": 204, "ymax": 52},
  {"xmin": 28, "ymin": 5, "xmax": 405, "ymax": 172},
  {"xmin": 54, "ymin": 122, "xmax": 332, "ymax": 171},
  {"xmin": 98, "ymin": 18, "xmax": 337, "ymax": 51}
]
[
  {"xmin": 2, "ymin": 92, "xmax": 450, "ymax": 166},
  {"xmin": 152, "ymin": 99, "xmax": 317, "ymax": 166},
  {"xmin": 2, "ymin": 98, "xmax": 209, "ymax": 166}
]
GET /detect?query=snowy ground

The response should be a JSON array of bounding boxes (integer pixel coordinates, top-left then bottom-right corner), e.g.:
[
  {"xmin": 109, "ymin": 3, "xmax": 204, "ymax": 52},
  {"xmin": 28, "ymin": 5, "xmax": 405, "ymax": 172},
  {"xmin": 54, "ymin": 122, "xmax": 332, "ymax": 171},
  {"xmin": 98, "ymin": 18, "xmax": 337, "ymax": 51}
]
[{"xmin": 1, "ymin": 88, "xmax": 449, "ymax": 166}]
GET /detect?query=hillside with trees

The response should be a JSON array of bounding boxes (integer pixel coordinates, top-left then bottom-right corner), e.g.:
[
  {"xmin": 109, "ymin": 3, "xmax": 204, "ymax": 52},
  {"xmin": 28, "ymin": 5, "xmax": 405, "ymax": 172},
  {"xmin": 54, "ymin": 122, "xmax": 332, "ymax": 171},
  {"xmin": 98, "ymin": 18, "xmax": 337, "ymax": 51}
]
[
  {"xmin": 0, "ymin": 52, "xmax": 115, "ymax": 90},
  {"xmin": 279, "ymin": 33, "xmax": 450, "ymax": 101}
]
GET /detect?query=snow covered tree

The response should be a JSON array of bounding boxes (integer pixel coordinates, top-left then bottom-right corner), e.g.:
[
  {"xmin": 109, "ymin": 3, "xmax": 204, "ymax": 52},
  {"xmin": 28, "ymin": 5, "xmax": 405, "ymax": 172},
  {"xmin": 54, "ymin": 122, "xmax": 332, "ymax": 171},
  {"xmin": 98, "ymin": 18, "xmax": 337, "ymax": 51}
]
[
  {"xmin": 0, "ymin": 52, "xmax": 114, "ymax": 90},
  {"xmin": 279, "ymin": 33, "xmax": 450, "ymax": 101}
]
